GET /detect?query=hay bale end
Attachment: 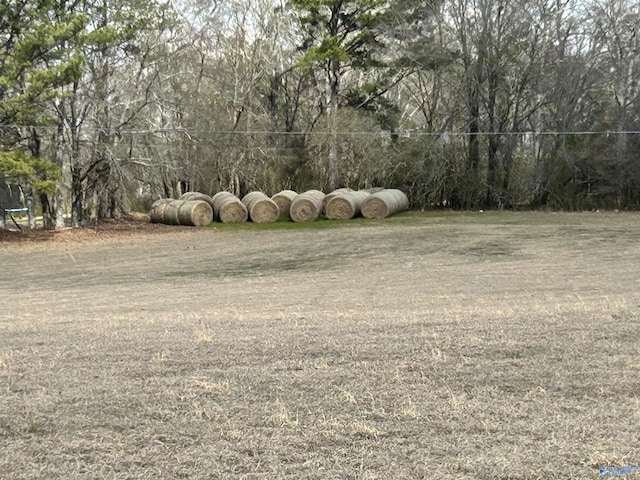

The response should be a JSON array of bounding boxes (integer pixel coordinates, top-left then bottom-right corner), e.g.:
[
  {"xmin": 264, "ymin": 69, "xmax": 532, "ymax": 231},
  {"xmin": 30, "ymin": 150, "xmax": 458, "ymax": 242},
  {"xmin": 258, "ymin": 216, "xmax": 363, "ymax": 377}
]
[
  {"xmin": 242, "ymin": 191, "xmax": 279, "ymax": 223},
  {"xmin": 290, "ymin": 190, "xmax": 325, "ymax": 222},
  {"xmin": 361, "ymin": 189, "xmax": 409, "ymax": 219}
]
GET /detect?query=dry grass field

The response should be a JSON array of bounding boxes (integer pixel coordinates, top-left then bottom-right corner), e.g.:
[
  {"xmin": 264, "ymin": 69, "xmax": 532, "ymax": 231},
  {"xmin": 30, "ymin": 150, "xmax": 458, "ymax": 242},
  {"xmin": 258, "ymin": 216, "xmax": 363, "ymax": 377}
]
[{"xmin": 1, "ymin": 211, "xmax": 639, "ymax": 479}]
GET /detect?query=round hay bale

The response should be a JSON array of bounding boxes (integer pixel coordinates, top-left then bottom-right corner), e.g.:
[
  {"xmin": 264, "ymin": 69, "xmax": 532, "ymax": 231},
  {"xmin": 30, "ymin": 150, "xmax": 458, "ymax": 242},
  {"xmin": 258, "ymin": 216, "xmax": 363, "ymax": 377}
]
[
  {"xmin": 322, "ymin": 187, "xmax": 353, "ymax": 213},
  {"xmin": 161, "ymin": 200, "xmax": 182, "ymax": 225},
  {"xmin": 149, "ymin": 198, "xmax": 172, "ymax": 223},
  {"xmin": 180, "ymin": 191, "xmax": 215, "ymax": 210},
  {"xmin": 290, "ymin": 189, "xmax": 325, "ymax": 222},
  {"xmin": 271, "ymin": 190, "xmax": 298, "ymax": 217},
  {"xmin": 212, "ymin": 191, "xmax": 248, "ymax": 223},
  {"xmin": 241, "ymin": 191, "xmax": 279, "ymax": 223},
  {"xmin": 361, "ymin": 189, "xmax": 409, "ymax": 219},
  {"xmin": 151, "ymin": 198, "xmax": 172, "ymax": 208},
  {"xmin": 325, "ymin": 190, "xmax": 371, "ymax": 220},
  {"xmin": 177, "ymin": 199, "xmax": 213, "ymax": 226},
  {"xmin": 362, "ymin": 187, "xmax": 386, "ymax": 194}
]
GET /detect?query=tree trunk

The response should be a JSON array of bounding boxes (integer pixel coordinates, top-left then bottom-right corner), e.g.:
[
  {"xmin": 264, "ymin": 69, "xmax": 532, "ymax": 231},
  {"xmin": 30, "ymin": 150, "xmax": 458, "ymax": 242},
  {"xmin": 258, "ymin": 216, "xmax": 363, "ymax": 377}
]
[
  {"xmin": 52, "ymin": 123, "xmax": 66, "ymax": 228},
  {"xmin": 39, "ymin": 193, "xmax": 54, "ymax": 229}
]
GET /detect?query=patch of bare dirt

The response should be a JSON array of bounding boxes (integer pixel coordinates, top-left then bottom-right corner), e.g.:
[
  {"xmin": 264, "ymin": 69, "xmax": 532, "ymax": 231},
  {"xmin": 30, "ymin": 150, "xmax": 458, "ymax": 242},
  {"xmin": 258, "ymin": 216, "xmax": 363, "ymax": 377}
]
[{"xmin": 0, "ymin": 214, "xmax": 193, "ymax": 244}]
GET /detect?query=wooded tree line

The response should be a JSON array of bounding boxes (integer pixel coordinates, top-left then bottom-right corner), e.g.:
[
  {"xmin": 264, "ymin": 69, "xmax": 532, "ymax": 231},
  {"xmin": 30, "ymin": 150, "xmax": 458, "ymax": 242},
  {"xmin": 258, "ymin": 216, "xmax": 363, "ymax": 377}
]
[{"xmin": 1, "ymin": 0, "xmax": 639, "ymax": 227}]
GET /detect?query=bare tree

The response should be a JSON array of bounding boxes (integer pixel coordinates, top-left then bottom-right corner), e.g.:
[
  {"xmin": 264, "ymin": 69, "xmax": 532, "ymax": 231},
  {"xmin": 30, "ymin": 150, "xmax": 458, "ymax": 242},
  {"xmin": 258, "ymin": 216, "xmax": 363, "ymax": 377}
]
[{"xmin": 47, "ymin": 0, "xmax": 177, "ymax": 224}]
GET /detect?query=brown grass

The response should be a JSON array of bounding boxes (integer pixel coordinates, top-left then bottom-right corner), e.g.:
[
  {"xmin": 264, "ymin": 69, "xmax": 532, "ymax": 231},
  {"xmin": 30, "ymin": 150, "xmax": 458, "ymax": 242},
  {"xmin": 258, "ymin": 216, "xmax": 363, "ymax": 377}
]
[{"xmin": 1, "ymin": 211, "xmax": 639, "ymax": 479}]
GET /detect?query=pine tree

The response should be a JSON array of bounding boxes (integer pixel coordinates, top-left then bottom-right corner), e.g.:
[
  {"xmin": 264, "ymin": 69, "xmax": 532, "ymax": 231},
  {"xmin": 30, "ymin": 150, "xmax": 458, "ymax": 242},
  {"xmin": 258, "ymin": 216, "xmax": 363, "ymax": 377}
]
[{"xmin": 0, "ymin": 0, "xmax": 87, "ymax": 226}]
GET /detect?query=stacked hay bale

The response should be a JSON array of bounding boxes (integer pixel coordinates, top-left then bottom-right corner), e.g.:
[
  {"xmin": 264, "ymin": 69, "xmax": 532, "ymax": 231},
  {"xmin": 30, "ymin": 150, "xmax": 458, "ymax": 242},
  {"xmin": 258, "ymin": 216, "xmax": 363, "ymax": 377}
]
[
  {"xmin": 180, "ymin": 192, "xmax": 215, "ymax": 210},
  {"xmin": 212, "ymin": 192, "xmax": 248, "ymax": 223},
  {"xmin": 149, "ymin": 199, "xmax": 213, "ymax": 226},
  {"xmin": 361, "ymin": 189, "xmax": 409, "ymax": 219},
  {"xmin": 290, "ymin": 190, "xmax": 325, "ymax": 222},
  {"xmin": 271, "ymin": 190, "xmax": 298, "ymax": 217},
  {"xmin": 362, "ymin": 187, "xmax": 386, "ymax": 194},
  {"xmin": 242, "ymin": 191, "xmax": 279, "ymax": 223},
  {"xmin": 325, "ymin": 190, "xmax": 371, "ymax": 220}
]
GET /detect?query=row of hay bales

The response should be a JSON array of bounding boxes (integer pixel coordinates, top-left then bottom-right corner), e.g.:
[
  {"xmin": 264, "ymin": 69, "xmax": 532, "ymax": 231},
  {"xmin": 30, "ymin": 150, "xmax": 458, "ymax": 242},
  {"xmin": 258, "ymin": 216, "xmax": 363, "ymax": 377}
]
[{"xmin": 149, "ymin": 188, "xmax": 408, "ymax": 226}]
